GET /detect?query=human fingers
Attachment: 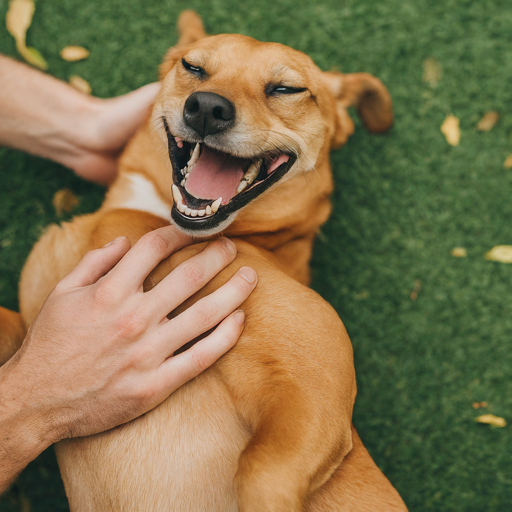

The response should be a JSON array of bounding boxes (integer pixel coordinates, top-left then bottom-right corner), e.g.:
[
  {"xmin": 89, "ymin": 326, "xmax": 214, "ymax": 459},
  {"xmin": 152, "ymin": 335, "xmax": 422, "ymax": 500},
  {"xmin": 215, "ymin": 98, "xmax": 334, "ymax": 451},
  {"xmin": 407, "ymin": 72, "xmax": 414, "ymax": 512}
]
[
  {"xmin": 96, "ymin": 83, "xmax": 162, "ymax": 152},
  {"xmin": 145, "ymin": 237, "xmax": 237, "ymax": 318},
  {"xmin": 157, "ymin": 309, "xmax": 245, "ymax": 391},
  {"xmin": 153, "ymin": 266, "xmax": 257, "ymax": 358},
  {"xmin": 58, "ymin": 236, "xmax": 131, "ymax": 288},
  {"xmin": 106, "ymin": 226, "xmax": 191, "ymax": 293}
]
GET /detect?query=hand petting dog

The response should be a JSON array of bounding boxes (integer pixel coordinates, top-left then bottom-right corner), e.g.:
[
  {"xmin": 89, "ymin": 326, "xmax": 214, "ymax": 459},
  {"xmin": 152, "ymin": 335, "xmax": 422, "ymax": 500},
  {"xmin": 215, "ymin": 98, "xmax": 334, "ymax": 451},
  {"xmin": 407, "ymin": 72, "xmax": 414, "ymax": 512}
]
[{"xmin": 0, "ymin": 230, "xmax": 256, "ymax": 493}]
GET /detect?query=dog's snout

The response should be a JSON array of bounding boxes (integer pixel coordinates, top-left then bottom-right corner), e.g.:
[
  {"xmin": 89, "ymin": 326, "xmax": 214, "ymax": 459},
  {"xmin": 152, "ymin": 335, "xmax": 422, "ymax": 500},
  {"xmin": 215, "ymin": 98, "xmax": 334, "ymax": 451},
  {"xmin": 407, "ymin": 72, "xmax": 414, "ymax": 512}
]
[{"xmin": 183, "ymin": 92, "xmax": 235, "ymax": 138}]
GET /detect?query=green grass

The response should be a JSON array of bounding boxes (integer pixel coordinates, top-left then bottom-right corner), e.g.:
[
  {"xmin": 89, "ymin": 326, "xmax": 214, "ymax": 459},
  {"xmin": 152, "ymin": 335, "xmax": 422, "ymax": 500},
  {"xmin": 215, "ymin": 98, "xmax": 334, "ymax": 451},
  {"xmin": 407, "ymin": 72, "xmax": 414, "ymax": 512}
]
[{"xmin": 2, "ymin": 0, "xmax": 512, "ymax": 510}]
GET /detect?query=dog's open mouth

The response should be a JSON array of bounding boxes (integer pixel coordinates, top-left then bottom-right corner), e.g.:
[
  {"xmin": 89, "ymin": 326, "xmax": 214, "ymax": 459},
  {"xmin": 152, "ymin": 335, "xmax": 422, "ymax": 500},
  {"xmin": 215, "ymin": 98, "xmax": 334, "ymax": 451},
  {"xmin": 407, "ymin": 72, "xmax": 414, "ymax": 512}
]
[{"xmin": 163, "ymin": 119, "xmax": 296, "ymax": 232}]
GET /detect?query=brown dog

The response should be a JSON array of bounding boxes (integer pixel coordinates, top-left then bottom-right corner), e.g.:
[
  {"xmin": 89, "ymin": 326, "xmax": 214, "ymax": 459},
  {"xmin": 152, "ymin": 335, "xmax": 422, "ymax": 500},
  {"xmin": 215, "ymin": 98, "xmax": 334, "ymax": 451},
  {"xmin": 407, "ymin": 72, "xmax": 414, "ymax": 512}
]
[{"xmin": 2, "ymin": 11, "xmax": 407, "ymax": 511}]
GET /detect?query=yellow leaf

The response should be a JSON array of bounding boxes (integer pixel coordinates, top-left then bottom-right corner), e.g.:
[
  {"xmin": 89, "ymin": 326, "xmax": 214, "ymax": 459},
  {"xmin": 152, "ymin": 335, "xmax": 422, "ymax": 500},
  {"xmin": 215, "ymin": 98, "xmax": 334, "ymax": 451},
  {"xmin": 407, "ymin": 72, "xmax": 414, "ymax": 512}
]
[
  {"xmin": 53, "ymin": 189, "xmax": 79, "ymax": 217},
  {"xmin": 451, "ymin": 247, "xmax": 467, "ymax": 257},
  {"xmin": 484, "ymin": 245, "xmax": 512, "ymax": 263},
  {"xmin": 5, "ymin": 0, "xmax": 33, "ymax": 44},
  {"xmin": 19, "ymin": 493, "xmax": 32, "ymax": 512},
  {"xmin": 423, "ymin": 58, "xmax": 442, "ymax": 87},
  {"xmin": 475, "ymin": 414, "xmax": 506, "ymax": 428},
  {"xmin": 60, "ymin": 46, "xmax": 90, "ymax": 62},
  {"xmin": 504, "ymin": 154, "xmax": 512, "ymax": 169},
  {"xmin": 441, "ymin": 115, "xmax": 460, "ymax": 146},
  {"xmin": 69, "ymin": 75, "xmax": 91, "ymax": 94},
  {"xmin": 477, "ymin": 111, "xmax": 499, "ymax": 131},
  {"xmin": 19, "ymin": 45, "xmax": 48, "ymax": 70},
  {"xmin": 6, "ymin": 0, "xmax": 47, "ymax": 70}
]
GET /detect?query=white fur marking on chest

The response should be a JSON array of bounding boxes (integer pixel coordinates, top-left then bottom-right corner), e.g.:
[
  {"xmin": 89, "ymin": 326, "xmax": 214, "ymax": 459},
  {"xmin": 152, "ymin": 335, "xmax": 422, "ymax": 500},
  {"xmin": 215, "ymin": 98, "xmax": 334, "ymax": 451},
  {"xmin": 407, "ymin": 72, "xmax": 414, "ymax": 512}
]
[{"xmin": 120, "ymin": 173, "xmax": 171, "ymax": 220}]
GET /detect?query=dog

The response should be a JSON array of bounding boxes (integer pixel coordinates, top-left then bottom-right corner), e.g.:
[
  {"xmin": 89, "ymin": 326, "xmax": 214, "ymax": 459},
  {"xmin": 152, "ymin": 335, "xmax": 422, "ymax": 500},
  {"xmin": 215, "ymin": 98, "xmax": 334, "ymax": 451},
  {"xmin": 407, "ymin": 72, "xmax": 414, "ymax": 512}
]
[{"xmin": 1, "ymin": 11, "xmax": 407, "ymax": 511}]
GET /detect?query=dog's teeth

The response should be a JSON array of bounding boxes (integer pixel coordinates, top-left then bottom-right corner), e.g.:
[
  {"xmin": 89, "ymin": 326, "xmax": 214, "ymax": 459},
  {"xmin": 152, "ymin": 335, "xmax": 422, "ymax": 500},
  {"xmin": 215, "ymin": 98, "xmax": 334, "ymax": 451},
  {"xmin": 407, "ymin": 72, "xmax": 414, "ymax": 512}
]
[
  {"xmin": 211, "ymin": 197, "xmax": 222, "ymax": 213},
  {"xmin": 244, "ymin": 161, "xmax": 261, "ymax": 186},
  {"xmin": 185, "ymin": 207, "xmax": 192, "ymax": 215},
  {"xmin": 190, "ymin": 209, "xmax": 198, "ymax": 217},
  {"xmin": 181, "ymin": 167, "xmax": 187, "ymax": 175},
  {"xmin": 206, "ymin": 205, "xmax": 212, "ymax": 215},
  {"xmin": 187, "ymin": 143, "xmax": 201, "ymax": 168},
  {"xmin": 171, "ymin": 184, "xmax": 182, "ymax": 204},
  {"xmin": 237, "ymin": 181, "xmax": 248, "ymax": 194},
  {"xmin": 198, "ymin": 209, "xmax": 206, "ymax": 217},
  {"xmin": 181, "ymin": 179, "xmax": 186, "ymax": 186},
  {"xmin": 178, "ymin": 203, "xmax": 187, "ymax": 213}
]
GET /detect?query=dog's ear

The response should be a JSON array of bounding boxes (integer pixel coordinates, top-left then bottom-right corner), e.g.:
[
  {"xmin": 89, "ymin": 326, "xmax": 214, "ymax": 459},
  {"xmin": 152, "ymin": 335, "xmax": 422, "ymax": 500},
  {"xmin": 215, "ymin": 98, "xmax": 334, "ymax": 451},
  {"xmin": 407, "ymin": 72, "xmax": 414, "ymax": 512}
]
[
  {"xmin": 323, "ymin": 72, "xmax": 393, "ymax": 149},
  {"xmin": 159, "ymin": 10, "xmax": 207, "ymax": 79}
]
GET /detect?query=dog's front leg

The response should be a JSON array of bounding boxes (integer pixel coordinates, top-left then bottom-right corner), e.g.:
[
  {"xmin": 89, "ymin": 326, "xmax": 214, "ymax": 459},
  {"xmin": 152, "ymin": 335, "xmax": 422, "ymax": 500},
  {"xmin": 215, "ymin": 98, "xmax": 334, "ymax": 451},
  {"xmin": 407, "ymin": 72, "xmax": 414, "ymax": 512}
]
[
  {"xmin": 216, "ymin": 268, "xmax": 357, "ymax": 512},
  {"xmin": 232, "ymin": 377, "xmax": 354, "ymax": 512}
]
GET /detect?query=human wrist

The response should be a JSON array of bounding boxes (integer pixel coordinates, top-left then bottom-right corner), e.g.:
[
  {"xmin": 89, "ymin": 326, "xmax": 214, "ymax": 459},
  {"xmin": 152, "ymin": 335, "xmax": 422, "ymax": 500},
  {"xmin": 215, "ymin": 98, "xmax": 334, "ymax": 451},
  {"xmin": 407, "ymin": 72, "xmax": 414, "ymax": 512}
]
[{"xmin": 0, "ymin": 357, "xmax": 59, "ymax": 465}]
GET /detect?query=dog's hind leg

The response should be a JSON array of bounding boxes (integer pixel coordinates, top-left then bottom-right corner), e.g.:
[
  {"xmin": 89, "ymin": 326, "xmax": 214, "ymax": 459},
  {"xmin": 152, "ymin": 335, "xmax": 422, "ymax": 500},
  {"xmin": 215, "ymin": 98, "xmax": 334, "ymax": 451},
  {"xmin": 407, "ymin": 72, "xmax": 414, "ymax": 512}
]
[
  {"xmin": 0, "ymin": 307, "xmax": 25, "ymax": 366},
  {"xmin": 307, "ymin": 426, "xmax": 408, "ymax": 511}
]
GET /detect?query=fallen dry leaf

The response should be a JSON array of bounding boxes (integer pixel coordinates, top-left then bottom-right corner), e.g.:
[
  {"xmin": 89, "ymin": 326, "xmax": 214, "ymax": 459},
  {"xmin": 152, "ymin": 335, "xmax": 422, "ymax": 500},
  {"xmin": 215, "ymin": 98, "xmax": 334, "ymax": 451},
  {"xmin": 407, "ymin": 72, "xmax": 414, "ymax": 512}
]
[
  {"xmin": 423, "ymin": 58, "xmax": 442, "ymax": 87},
  {"xmin": 472, "ymin": 402, "xmax": 488, "ymax": 409},
  {"xmin": 504, "ymin": 154, "xmax": 512, "ymax": 169},
  {"xmin": 69, "ymin": 75, "xmax": 91, "ymax": 94},
  {"xmin": 477, "ymin": 111, "xmax": 499, "ymax": 131},
  {"xmin": 60, "ymin": 45, "xmax": 90, "ymax": 62},
  {"xmin": 441, "ymin": 115, "xmax": 460, "ymax": 146},
  {"xmin": 6, "ymin": 0, "xmax": 47, "ymax": 70},
  {"xmin": 53, "ymin": 189, "xmax": 79, "ymax": 216},
  {"xmin": 410, "ymin": 280, "xmax": 421, "ymax": 301},
  {"xmin": 475, "ymin": 414, "xmax": 506, "ymax": 428},
  {"xmin": 19, "ymin": 493, "xmax": 32, "ymax": 512},
  {"xmin": 451, "ymin": 247, "xmax": 467, "ymax": 257},
  {"xmin": 485, "ymin": 245, "xmax": 512, "ymax": 263}
]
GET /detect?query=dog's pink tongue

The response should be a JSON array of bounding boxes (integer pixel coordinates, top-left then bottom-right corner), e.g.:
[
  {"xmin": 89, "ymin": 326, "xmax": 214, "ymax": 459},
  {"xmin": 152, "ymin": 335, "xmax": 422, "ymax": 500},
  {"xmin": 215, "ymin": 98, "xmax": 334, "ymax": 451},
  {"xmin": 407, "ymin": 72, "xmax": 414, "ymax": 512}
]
[
  {"xmin": 185, "ymin": 146, "xmax": 245, "ymax": 203},
  {"xmin": 268, "ymin": 154, "xmax": 289, "ymax": 174}
]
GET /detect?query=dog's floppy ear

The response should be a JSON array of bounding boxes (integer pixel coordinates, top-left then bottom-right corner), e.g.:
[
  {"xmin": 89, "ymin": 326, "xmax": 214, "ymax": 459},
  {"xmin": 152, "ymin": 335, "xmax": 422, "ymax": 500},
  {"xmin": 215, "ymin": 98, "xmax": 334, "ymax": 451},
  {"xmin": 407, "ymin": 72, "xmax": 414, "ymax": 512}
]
[
  {"xmin": 159, "ymin": 10, "xmax": 207, "ymax": 79},
  {"xmin": 323, "ymin": 71, "xmax": 393, "ymax": 149}
]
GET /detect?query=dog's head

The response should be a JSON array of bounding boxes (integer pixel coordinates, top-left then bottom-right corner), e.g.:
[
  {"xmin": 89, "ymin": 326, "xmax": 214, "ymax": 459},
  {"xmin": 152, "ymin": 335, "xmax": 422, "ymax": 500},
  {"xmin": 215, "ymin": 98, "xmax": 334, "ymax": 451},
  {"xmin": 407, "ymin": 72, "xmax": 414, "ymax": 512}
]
[{"xmin": 152, "ymin": 11, "xmax": 392, "ymax": 236}]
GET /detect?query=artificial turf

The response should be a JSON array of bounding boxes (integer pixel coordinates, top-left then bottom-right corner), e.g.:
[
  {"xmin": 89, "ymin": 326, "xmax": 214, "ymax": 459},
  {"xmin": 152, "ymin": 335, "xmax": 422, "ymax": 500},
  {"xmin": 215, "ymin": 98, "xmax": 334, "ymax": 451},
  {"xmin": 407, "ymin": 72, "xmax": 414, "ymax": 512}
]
[{"xmin": 1, "ymin": 0, "xmax": 512, "ymax": 510}]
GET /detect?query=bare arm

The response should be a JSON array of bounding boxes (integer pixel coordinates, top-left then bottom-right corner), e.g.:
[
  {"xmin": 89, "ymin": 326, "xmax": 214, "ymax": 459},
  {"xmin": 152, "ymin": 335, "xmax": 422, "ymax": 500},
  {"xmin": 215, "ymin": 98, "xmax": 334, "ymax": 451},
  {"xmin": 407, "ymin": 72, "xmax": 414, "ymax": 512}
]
[
  {"xmin": 0, "ymin": 228, "xmax": 257, "ymax": 492},
  {"xmin": 0, "ymin": 54, "xmax": 159, "ymax": 184}
]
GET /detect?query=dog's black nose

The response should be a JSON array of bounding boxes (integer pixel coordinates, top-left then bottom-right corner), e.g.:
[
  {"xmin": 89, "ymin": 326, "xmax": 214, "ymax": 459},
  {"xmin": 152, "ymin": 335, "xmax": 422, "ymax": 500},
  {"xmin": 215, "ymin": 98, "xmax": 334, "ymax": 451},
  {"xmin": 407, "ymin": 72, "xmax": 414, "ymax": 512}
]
[{"xmin": 183, "ymin": 92, "xmax": 235, "ymax": 138}]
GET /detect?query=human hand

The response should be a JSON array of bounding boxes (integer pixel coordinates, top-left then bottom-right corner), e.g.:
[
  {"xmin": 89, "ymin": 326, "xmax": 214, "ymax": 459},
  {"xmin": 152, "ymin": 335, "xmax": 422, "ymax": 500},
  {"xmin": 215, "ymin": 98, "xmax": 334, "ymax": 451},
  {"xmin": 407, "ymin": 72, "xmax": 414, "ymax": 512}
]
[
  {"xmin": 0, "ymin": 228, "xmax": 255, "ymax": 457},
  {"xmin": 68, "ymin": 83, "xmax": 161, "ymax": 184},
  {"xmin": 0, "ymin": 55, "xmax": 160, "ymax": 186}
]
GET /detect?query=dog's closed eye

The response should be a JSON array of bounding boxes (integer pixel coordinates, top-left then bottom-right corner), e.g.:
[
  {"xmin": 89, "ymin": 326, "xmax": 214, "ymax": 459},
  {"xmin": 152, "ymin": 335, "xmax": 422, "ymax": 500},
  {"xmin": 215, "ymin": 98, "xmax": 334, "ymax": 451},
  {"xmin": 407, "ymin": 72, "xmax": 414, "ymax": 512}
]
[
  {"xmin": 182, "ymin": 58, "xmax": 206, "ymax": 78},
  {"xmin": 265, "ymin": 84, "xmax": 308, "ymax": 97}
]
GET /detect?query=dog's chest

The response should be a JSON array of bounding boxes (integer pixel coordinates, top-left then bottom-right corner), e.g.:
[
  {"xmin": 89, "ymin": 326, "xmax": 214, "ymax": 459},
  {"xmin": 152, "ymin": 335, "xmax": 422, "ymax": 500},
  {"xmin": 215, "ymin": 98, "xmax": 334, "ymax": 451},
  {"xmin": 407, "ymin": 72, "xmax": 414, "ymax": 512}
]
[{"xmin": 106, "ymin": 172, "xmax": 172, "ymax": 221}]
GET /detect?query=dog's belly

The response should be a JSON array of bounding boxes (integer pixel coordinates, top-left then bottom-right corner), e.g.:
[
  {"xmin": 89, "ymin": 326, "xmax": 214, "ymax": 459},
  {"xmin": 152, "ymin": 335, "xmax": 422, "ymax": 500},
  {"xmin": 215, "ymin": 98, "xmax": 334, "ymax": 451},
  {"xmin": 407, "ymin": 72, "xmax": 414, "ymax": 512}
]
[{"xmin": 55, "ymin": 371, "xmax": 249, "ymax": 512}]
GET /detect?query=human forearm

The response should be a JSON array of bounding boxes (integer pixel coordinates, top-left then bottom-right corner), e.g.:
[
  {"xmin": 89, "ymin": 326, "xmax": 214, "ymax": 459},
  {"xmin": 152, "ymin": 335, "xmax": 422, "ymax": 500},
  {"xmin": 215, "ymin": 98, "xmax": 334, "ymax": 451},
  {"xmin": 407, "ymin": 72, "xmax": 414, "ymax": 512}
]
[
  {"xmin": 0, "ymin": 358, "xmax": 57, "ymax": 493},
  {"xmin": 0, "ymin": 54, "xmax": 160, "ymax": 184},
  {"xmin": 0, "ymin": 55, "xmax": 99, "ymax": 169}
]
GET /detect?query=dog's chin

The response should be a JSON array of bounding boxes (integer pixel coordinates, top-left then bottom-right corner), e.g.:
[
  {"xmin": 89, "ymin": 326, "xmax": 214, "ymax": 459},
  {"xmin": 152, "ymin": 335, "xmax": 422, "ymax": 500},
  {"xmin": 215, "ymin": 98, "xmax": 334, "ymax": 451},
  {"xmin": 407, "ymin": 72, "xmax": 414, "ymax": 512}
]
[{"xmin": 163, "ymin": 118, "xmax": 297, "ymax": 237}]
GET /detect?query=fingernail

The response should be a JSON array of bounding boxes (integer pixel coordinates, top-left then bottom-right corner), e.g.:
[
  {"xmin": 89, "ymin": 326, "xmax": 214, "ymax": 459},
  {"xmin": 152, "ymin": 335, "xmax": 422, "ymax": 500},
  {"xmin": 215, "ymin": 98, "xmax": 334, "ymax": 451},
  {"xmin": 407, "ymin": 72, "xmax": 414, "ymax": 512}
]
[
  {"xmin": 221, "ymin": 237, "xmax": 237, "ymax": 256},
  {"xmin": 234, "ymin": 309, "xmax": 245, "ymax": 325},
  {"xmin": 103, "ymin": 236, "xmax": 125, "ymax": 248},
  {"xmin": 238, "ymin": 266, "xmax": 257, "ymax": 284}
]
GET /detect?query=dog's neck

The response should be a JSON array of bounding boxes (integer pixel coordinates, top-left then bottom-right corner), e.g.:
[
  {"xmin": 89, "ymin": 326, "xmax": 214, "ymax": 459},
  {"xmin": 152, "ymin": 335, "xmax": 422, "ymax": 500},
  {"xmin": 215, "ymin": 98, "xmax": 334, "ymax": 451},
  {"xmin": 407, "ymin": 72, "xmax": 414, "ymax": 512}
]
[{"xmin": 105, "ymin": 123, "xmax": 333, "ymax": 284}]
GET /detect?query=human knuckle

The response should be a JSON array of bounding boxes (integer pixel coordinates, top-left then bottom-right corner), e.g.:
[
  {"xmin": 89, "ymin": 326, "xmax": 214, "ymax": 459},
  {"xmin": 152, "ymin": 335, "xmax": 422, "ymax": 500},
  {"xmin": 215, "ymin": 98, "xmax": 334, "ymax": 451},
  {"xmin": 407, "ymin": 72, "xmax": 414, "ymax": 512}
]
[
  {"xmin": 213, "ymin": 239, "xmax": 235, "ymax": 263},
  {"xmin": 114, "ymin": 308, "xmax": 149, "ymax": 339},
  {"xmin": 191, "ymin": 348, "xmax": 213, "ymax": 373},
  {"xmin": 181, "ymin": 262, "xmax": 205, "ymax": 287},
  {"xmin": 196, "ymin": 299, "xmax": 218, "ymax": 327},
  {"xmin": 93, "ymin": 280, "xmax": 117, "ymax": 308},
  {"xmin": 141, "ymin": 232, "xmax": 170, "ymax": 255}
]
